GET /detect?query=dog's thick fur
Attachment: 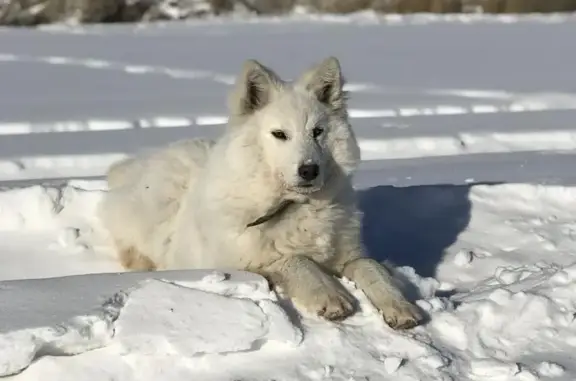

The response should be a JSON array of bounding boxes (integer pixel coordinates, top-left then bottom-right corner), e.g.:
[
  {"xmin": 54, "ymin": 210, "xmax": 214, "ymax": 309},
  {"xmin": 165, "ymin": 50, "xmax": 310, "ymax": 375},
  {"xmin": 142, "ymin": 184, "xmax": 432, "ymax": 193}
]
[{"xmin": 98, "ymin": 57, "xmax": 422, "ymax": 329}]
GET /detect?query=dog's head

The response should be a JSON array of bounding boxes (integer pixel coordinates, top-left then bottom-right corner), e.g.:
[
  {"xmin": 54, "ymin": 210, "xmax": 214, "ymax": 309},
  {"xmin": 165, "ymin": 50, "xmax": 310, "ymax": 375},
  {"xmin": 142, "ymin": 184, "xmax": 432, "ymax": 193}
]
[{"xmin": 228, "ymin": 57, "xmax": 360, "ymax": 197}]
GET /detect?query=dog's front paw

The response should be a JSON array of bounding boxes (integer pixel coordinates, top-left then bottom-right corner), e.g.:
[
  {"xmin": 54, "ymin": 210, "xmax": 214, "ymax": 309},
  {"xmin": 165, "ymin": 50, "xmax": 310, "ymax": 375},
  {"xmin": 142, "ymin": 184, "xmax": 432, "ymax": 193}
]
[
  {"xmin": 378, "ymin": 298, "xmax": 423, "ymax": 330},
  {"xmin": 303, "ymin": 282, "xmax": 356, "ymax": 321}
]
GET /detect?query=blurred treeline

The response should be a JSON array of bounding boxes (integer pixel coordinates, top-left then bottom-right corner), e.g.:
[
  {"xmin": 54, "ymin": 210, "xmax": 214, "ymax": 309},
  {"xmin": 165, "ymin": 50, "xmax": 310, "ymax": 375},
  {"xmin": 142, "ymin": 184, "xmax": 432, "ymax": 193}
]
[
  {"xmin": 2, "ymin": 0, "xmax": 576, "ymax": 27},
  {"xmin": 213, "ymin": 0, "xmax": 576, "ymax": 14}
]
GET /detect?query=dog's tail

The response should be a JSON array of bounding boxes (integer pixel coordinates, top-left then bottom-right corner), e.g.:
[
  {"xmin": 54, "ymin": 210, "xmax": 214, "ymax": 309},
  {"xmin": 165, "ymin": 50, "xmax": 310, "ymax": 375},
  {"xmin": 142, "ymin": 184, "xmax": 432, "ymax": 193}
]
[{"xmin": 106, "ymin": 157, "xmax": 137, "ymax": 189}]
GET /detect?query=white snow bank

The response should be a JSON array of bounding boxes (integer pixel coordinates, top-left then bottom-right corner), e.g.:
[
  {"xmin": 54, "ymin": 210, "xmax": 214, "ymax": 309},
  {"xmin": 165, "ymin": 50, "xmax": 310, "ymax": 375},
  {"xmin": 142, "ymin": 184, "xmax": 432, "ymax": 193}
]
[
  {"xmin": 4, "ymin": 181, "xmax": 576, "ymax": 379},
  {"xmin": 0, "ymin": 269, "xmax": 301, "ymax": 377},
  {"xmin": 3, "ymin": 268, "xmax": 441, "ymax": 381},
  {"xmin": 0, "ymin": 181, "xmax": 122, "ymax": 281},
  {"xmin": 0, "ymin": 181, "xmax": 107, "ymax": 234},
  {"xmin": 434, "ymin": 261, "xmax": 576, "ymax": 380}
]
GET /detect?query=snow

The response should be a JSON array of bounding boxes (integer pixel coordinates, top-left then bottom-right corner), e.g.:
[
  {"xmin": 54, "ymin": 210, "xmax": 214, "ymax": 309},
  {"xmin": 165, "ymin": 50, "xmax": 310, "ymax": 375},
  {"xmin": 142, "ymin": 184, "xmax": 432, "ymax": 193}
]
[
  {"xmin": 0, "ymin": 270, "xmax": 301, "ymax": 378},
  {"xmin": 2, "ymin": 12, "xmax": 576, "ymax": 381}
]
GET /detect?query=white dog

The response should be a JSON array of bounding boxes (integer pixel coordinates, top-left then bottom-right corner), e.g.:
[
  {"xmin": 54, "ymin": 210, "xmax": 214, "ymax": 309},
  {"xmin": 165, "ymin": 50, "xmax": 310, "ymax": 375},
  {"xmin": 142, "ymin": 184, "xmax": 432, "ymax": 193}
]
[{"xmin": 98, "ymin": 57, "xmax": 422, "ymax": 329}]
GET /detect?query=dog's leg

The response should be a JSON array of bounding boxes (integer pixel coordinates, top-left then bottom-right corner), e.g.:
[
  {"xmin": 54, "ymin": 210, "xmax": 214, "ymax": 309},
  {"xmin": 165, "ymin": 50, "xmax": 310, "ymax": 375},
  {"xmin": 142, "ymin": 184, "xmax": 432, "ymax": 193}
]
[
  {"xmin": 331, "ymin": 226, "xmax": 422, "ymax": 329},
  {"xmin": 264, "ymin": 255, "xmax": 356, "ymax": 321},
  {"xmin": 340, "ymin": 257, "xmax": 422, "ymax": 329}
]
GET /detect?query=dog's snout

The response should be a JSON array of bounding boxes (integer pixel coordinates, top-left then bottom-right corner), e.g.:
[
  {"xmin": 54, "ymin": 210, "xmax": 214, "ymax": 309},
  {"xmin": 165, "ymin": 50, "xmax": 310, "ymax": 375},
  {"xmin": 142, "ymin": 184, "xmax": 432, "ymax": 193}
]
[{"xmin": 298, "ymin": 164, "xmax": 320, "ymax": 181}]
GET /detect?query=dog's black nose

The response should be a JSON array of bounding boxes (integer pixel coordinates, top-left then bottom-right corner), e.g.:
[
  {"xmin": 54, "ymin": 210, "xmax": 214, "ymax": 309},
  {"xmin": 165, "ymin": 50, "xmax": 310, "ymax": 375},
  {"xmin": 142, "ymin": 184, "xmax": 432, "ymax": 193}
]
[{"xmin": 298, "ymin": 164, "xmax": 319, "ymax": 181}]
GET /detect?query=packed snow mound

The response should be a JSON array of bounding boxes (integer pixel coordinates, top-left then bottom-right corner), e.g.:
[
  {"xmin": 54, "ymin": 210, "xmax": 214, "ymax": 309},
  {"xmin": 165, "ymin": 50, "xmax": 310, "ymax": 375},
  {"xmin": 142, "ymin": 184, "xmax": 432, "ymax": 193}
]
[
  {"xmin": 0, "ymin": 269, "xmax": 301, "ymax": 377},
  {"xmin": 0, "ymin": 180, "xmax": 122, "ymax": 281},
  {"xmin": 0, "ymin": 180, "xmax": 107, "ymax": 232}
]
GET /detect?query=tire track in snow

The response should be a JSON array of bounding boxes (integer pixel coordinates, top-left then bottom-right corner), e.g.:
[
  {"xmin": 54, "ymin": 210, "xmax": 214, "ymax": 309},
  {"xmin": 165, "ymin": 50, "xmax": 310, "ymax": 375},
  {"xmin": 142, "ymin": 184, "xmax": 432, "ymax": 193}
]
[
  {"xmin": 0, "ymin": 101, "xmax": 567, "ymax": 136},
  {"xmin": 3, "ymin": 52, "xmax": 576, "ymax": 181},
  {"xmin": 0, "ymin": 97, "xmax": 574, "ymax": 136},
  {"xmin": 1, "ymin": 52, "xmax": 576, "ymax": 133},
  {"xmin": 0, "ymin": 52, "xmax": 237, "ymax": 85},
  {"xmin": 5, "ymin": 118, "xmax": 576, "ymax": 182}
]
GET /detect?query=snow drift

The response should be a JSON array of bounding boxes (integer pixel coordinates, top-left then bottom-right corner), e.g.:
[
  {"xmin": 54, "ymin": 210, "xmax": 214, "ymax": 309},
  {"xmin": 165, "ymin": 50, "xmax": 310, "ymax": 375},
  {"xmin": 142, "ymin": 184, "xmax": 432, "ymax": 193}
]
[
  {"xmin": 0, "ymin": 269, "xmax": 301, "ymax": 377},
  {"xmin": 3, "ymin": 180, "xmax": 576, "ymax": 380}
]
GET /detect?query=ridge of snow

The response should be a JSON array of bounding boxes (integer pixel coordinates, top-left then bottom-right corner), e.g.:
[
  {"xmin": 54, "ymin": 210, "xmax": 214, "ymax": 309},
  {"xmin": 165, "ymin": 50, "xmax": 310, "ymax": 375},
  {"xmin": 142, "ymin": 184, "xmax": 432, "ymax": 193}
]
[{"xmin": 0, "ymin": 269, "xmax": 300, "ymax": 377}]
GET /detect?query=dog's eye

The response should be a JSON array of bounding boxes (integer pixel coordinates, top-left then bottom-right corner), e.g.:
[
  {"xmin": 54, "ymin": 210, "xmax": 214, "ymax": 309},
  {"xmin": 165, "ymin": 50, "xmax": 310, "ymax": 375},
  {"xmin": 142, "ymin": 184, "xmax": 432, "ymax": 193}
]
[
  {"xmin": 312, "ymin": 127, "xmax": 324, "ymax": 138},
  {"xmin": 271, "ymin": 130, "xmax": 288, "ymax": 140}
]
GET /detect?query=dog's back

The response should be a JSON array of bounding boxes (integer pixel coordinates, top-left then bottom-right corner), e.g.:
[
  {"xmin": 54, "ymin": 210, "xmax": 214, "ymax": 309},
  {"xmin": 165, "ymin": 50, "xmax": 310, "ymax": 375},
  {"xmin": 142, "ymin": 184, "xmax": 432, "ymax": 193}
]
[
  {"xmin": 99, "ymin": 138, "xmax": 215, "ymax": 270},
  {"xmin": 106, "ymin": 156, "xmax": 138, "ymax": 189},
  {"xmin": 105, "ymin": 138, "xmax": 215, "ymax": 191}
]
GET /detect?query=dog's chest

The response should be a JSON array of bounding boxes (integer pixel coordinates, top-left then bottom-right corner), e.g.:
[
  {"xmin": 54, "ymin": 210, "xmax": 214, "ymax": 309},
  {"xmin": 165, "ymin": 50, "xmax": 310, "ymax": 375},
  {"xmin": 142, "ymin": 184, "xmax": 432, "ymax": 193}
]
[{"xmin": 267, "ymin": 203, "xmax": 345, "ymax": 262}]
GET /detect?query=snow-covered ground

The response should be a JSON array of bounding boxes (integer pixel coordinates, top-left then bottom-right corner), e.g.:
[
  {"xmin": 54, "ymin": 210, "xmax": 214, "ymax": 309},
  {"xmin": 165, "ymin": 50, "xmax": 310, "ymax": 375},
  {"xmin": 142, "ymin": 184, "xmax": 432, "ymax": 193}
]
[{"xmin": 2, "ymin": 13, "xmax": 576, "ymax": 381}]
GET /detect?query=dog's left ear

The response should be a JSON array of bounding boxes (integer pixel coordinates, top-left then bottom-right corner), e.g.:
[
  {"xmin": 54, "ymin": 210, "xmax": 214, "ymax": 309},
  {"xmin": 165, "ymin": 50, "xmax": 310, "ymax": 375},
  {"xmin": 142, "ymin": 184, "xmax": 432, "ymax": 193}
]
[
  {"xmin": 229, "ymin": 59, "xmax": 284, "ymax": 118},
  {"xmin": 296, "ymin": 56, "xmax": 347, "ymax": 113}
]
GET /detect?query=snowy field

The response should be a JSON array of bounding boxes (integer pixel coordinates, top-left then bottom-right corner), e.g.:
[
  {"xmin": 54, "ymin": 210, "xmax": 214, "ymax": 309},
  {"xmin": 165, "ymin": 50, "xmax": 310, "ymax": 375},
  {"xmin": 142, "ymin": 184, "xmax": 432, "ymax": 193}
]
[{"xmin": 2, "ymin": 12, "xmax": 576, "ymax": 380}]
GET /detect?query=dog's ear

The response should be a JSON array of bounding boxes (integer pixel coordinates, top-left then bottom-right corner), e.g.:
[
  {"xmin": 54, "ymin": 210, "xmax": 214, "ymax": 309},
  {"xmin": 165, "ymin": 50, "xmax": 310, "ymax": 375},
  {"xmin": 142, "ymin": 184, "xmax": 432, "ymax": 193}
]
[
  {"xmin": 296, "ymin": 56, "xmax": 347, "ymax": 113},
  {"xmin": 229, "ymin": 59, "xmax": 283, "ymax": 117}
]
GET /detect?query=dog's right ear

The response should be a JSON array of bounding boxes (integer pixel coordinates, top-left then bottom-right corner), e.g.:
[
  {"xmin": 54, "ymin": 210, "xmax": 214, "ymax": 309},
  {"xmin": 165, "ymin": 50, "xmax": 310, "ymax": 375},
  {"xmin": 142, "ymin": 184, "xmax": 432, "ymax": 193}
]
[
  {"xmin": 296, "ymin": 56, "xmax": 346, "ymax": 114},
  {"xmin": 228, "ymin": 59, "xmax": 283, "ymax": 117}
]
